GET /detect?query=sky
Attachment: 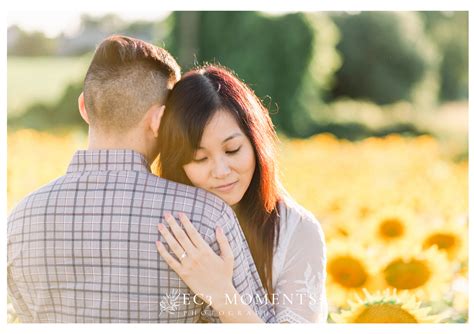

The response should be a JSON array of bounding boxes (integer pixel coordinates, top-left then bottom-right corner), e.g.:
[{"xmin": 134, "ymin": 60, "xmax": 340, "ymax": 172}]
[
  {"xmin": 7, "ymin": 11, "xmax": 171, "ymax": 38},
  {"xmin": 7, "ymin": 3, "xmax": 470, "ymax": 39},
  {"xmin": 7, "ymin": 10, "xmax": 303, "ymax": 38}
]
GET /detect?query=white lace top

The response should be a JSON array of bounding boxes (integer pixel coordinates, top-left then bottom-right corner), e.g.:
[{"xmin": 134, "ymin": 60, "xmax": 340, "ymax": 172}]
[{"xmin": 271, "ymin": 197, "xmax": 328, "ymax": 323}]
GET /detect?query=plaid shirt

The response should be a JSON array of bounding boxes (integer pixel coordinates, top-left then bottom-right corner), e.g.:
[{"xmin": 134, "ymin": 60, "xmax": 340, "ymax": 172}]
[{"xmin": 7, "ymin": 149, "xmax": 276, "ymax": 323}]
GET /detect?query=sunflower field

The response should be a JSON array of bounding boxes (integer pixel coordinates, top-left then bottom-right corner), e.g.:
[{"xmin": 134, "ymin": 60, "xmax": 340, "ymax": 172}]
[
  {"xmin": 7, "ymin": 129, "xmax": 468, "ymax": 323},
  {"xmin": 281, "ymin": 133, "xmax": 468, "ymax": 323}
]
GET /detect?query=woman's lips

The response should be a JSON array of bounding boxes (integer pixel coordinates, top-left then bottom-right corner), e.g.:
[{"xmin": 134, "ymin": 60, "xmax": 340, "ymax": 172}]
[{"xmin": 213, "ymin": 180, "xmax": 238, "ymax": 193}]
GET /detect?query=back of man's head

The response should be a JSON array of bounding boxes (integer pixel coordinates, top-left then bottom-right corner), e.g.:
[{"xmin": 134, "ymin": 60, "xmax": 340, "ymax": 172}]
[{"xmin": 83, "ymin": 35, "xmax": 181, "ymax": 133}]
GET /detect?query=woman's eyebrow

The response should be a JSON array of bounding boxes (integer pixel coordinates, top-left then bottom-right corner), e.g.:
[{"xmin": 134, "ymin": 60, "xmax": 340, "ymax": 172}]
[
  {"xmin": 197, "ymin": 133, "xmax": 242, "ymax": 149},
  {"xmin": 222, "ymin": 133, "xmax": 242, "ymax": 143}
]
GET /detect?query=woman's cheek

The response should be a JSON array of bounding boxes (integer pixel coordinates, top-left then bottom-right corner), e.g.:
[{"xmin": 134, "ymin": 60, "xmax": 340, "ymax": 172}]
[
  {"xmin": 195, "ymin": 165, "xmax": 212, "ymax": 190},
  {"xmin": 184, "ymin": 164, "xmax": 204, "ymax": 188},
  {"xmin": 241, "ymin": 147, "xmax": 256, "ymax": 174}
]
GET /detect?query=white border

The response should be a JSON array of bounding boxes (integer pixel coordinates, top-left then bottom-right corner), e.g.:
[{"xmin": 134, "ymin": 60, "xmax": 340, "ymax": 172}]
[
  {"xmin": 2, "ymin": 0, "xmax": 474, "ymax": 11},
  {"xmin": 2, "ymin": 1, "xmax": 472, "ymax": 334}
]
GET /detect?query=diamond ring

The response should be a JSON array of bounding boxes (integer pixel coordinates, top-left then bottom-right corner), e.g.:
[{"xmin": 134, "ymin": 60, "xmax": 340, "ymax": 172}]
[{"xmin": 179, "ymin": 252, "xmax": 187, "ymax": 260}]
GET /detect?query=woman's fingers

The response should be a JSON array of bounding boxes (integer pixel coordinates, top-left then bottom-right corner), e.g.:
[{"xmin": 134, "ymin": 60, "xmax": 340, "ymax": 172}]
[
  {"xmin": 216, "ymin": 226, "xmax": 233, "ymax": 264},
  {"xmin": 163, "ymin": 212, "xmax": 196, "ymax": 254},
  {"xmin": 177, "ymin": 212, "xmax": 209, "ymax": 249},
  {"xmin": 155, "ymin": 240, "xmax": 182, "ymax": 273},
  {"xmin": 157, "ymin": 222, "xmax": 186, "ymax": 261}
]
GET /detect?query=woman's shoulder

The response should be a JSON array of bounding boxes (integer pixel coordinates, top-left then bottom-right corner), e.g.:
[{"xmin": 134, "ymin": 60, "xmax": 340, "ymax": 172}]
[
  {"xmin": 278, "ymin": 196, "xmax": 323, "ymax": 232},
  {"xmin": 276, "ymin": 195, "xmax": 326, "ymax": 251},
  {"xmin": 272, "ymin": 195, "xmax": 326, "ymax": 288}
]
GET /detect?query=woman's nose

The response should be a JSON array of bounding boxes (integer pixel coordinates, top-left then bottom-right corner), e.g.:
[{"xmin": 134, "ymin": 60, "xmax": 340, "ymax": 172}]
[{"xmin": 211, "ymin": 158, "xmax": 231, "ymax": 179}]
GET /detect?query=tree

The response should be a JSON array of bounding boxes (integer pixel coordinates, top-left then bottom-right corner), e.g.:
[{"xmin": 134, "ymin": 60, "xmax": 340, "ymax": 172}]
[
  {"xmin": 329, "ymin": 12, "xmax": 438, "ymax": 105},
  {"xmin": 8, "ymin": 26, "xmax": 57, "ymax": 56},
  {"xmin": 166, "ymin": 11, "xmax": 341, "ymax": 137},
  {"xmin": 420, "ymin": 11, "xmax": 468, "ymax": 101}
]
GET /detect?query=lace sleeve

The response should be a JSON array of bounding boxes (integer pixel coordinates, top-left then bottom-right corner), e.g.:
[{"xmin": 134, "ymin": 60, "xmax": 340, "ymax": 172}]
[{"xmin": 274, "ymin": 212, "xmax": 328, "ymax": 323}]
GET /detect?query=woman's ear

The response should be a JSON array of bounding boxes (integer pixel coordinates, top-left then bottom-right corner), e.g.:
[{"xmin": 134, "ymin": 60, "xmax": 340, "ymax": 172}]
[
  {"xmin": 78, "ymin": 92, "xmax": 89, "ymax": 125},
  {"xmin": 150, "ymin": 104, "xmax": 166, "ymax": 138}
]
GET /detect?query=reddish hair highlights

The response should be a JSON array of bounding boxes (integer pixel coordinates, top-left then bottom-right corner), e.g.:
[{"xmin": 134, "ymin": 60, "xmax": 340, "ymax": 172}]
[{"xmin": 156, "ymin": 65, "xmax": 282, "ymax": 297}]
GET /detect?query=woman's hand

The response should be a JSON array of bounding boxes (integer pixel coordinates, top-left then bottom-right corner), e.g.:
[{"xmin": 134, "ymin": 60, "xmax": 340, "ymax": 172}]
[{"xmin": 156, "ymin": 212, "xmax": 236, "ymax": 308}]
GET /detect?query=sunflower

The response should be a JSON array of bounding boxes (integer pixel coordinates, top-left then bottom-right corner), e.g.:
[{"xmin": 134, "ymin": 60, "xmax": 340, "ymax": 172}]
[
  {"xmin": 419, "ymin": 215, "xmax": 468, "ymax": 263},
  {"xmin": 378, "ymin": 246, "xmax": 452, "ymax": 300},
  {"xmin": 331, "ymin": 288, "xmax": 447, "ymax": 323},
  {"xmin": 353, "ymin": 207, "xmax": 418, "ymax": 248},
  {"xmin": 326, "ymin": 240, "xmax": 380, "ymax": 307},
  {"xmin": 320, "ymin": 212, "xmax": 358, "ymax": 242}
]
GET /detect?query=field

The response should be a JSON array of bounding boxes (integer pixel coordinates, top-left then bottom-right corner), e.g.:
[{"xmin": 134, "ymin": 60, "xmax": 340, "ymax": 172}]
[
  {"xmin": 6, "ymin": 55, "xmax": 469, "ymax": 323},
  {"xmin": 7, "ymin": 56, "xmax": 90, "ymax": 115},
  {"xmin": 7, "ymin": 129, "xmax": 468, "ymax": 323}
]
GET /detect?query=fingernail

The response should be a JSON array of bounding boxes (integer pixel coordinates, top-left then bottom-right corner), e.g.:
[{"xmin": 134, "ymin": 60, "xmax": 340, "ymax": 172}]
[
  {"xmin": 157, "ymin": 223, "xmax": 164, "ymax": 231},
  {"xmin": 216, "ymin": 226, "xmax": 223, "ymax": 234},
  {"xmin": 164, "ymin": 212, "xmax": 171, "ymax": 220}
]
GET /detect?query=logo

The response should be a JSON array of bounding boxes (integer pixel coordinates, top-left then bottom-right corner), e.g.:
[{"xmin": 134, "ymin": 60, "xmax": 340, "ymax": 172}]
[{"xmin": 159, "ymin": 289, "xmax": 181, "ymax": 315}]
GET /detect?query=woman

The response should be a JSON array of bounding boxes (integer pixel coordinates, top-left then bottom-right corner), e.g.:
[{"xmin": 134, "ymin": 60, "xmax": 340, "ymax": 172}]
[{"xmin": 154, "ymin": 65, "xmax": 327, "ymax": 323}]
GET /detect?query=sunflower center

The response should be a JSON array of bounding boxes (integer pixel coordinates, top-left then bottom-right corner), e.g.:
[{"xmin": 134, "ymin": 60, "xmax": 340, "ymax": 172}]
[
  {"xmin": 358, "ymin": 206, "xmax": 371, "ymax": 218},
  {"xmin": 383, "ymin": 258, "xmax": 431, "ymax": 290},
  {"xmin": 423, "ymin": 233, "xmax": 457, "ymax": 251},
  {"xmin": 354, "ymin": 304, "xmax": 418, "ymax": 323},
  {"xmin": 328, "ymin": 256, "xmax": 368, "ymax": 288},
  {"xmin": 378, "ymin": 218, "xmax": 404, "ymax": 240},
  {"xmin": 337, "ymin": 226, "xmax": 349, "ymax": 237}
]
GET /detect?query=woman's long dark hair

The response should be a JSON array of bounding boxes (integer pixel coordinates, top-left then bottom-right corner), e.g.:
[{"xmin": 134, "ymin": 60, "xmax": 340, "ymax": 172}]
[{"xmin": 156, "ymin": 64, "xmax": 282, "ymax": 298}]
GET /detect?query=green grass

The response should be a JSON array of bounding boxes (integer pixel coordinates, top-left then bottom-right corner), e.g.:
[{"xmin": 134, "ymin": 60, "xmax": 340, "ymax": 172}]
[{"xmin": 7, "ymin": 55, "xmax": 91, "ymax": 115}]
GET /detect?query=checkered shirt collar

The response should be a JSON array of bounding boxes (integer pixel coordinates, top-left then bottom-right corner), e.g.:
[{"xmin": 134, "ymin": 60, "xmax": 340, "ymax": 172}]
[{"xmin": 66, "ymin": 149, "xmax": 151, "ymax": 173}]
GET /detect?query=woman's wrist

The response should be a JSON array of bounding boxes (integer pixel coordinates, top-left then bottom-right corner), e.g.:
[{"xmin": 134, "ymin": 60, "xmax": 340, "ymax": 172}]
[{"xmin": 211, "ymin": 283, "xmax": 239, "ymax": 312}]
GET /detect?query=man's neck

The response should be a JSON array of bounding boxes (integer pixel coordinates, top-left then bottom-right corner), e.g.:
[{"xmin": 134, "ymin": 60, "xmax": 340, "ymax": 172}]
[{"xmin": 87, "ymin": 130, "xmax": 153, "ymax": 164}]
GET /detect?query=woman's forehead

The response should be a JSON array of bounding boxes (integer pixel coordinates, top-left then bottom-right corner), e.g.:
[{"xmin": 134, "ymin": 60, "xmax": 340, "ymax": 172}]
[
  {"xmin": 203, "ymin": 110, "xmax": 242, "ymax": 135},
  {"xmin": 198, "ymin": 110, "xmax": 245, "ymax": 147}
]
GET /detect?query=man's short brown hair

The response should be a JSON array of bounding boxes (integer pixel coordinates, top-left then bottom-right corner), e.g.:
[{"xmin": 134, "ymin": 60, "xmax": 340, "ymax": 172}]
[{"xmin": 83, "ymin": 35, "xmax": 181, "ymax": 132}]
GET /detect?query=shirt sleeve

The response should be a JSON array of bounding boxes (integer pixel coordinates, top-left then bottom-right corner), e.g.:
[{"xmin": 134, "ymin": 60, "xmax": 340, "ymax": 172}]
[
  {"xmin": 274, "ymin": 213, "xmax": 328, "ymax": 323},
  {"xmin": 7, "ymin": 208, "xmax": 33, "ymax": 322},
  {"xmin": 7, "ymin": 265, "xmax": 32, "ymax": 322}
]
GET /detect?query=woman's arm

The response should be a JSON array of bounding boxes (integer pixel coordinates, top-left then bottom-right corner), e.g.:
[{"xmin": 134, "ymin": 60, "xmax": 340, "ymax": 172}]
[
  {"xmin": 155, "ymin": 212, "xmax": 266, "ymax": 323},
  {"xmin": 272, "ymin": 210, "xmax": 328, "ymax": 323}
]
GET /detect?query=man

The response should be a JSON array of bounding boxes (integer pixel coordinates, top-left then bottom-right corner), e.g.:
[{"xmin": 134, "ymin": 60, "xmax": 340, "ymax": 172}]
[{"xmin": 7, "ymin": 35, "xmax": 275, "ymax": 323}]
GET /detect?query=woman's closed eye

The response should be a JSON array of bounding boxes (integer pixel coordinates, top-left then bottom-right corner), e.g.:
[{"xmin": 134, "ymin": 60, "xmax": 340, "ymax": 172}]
[
  {"xmin": 192, "ymin": 147, "xmax": 241, "ymax": 163},
  {"xmin": 226, "ymin": 146, "xmax": 241, "ymax": 155},
  {"xmin": 193, "ymin": 156, "xmax": 208, "ymax": 163}
]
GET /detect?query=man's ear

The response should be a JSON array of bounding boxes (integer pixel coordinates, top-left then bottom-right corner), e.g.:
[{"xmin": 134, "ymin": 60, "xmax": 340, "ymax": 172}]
[
  {"xmin": 78, "ymin": 92, "xmax": 89, "ymax": 125},
  {"xmin": 150, "ymin": 104, "xmax": 166, "ymax": 138}
]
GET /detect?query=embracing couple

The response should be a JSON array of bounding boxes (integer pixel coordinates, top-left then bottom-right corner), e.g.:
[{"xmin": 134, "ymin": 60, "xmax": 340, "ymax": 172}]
[{"xmin": 7, "ymin": 35, "xmax": 327, "ymax": 323}]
